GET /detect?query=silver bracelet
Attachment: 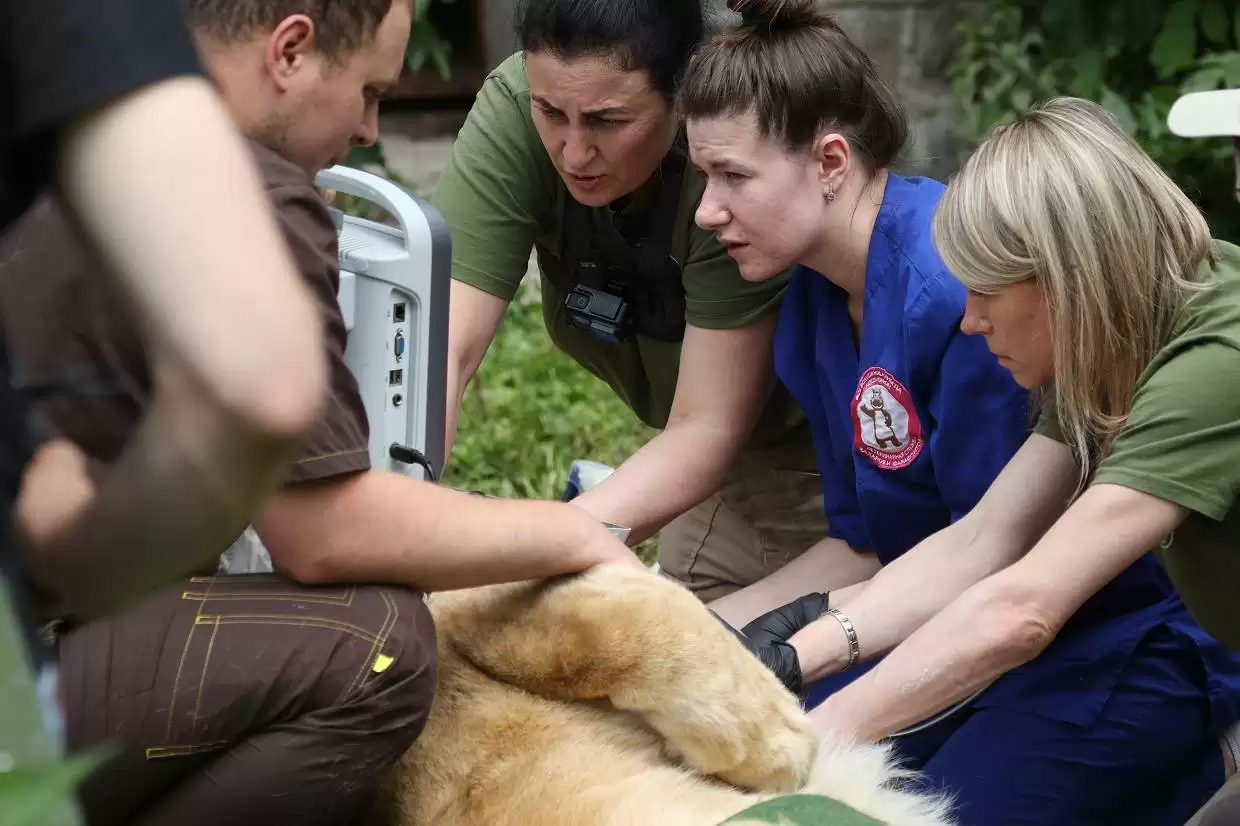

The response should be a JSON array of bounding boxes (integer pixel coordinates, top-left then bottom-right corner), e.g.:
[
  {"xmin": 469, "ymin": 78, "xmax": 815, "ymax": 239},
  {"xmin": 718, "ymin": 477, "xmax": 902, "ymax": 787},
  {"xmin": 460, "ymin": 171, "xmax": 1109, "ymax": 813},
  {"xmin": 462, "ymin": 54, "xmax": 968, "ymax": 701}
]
[{"xmin": 825, "ymin": 608, "xmax": 861, "ymax": 668}]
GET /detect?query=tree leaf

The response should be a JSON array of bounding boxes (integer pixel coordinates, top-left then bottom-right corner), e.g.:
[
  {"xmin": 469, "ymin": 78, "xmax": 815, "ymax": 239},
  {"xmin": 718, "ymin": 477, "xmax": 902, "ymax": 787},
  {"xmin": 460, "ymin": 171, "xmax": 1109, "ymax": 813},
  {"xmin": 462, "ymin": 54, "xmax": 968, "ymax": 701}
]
[
  {"xmin": 344, "ymin": 142, "xmax": 387, "ymax": 170},
  {"xmin": 1182, "ymin": 63, "xmax": 1226, "ymax": 92},
  {"xmin": 1100, "ymin": 86, "xmax": 1139, "ymax": 134},
  {"xmin": 406, "ymin": 20, "xmax": 453, "ymax": 80},
  {"xmin": 1198, "ymin": 0, "xmax": 1230, "ymax": 45},
  {"xmin": 1069, "ymin": 50, "xmax": 1106, "ymax": 97},
  {"xmin": 1151, "ymin": 0, "xmax": 1201, "ymax": 79},
  {"xmin": 0, "ymin": 750, "xmax": 110, "ymax": 826},
  {"xmin": 1221, "ymin": 51, "xmax": 1240, "ymax": 86},
  {"xmin": 1137, "ymin": 91, "xmax": 1170, "ymax": 138}
]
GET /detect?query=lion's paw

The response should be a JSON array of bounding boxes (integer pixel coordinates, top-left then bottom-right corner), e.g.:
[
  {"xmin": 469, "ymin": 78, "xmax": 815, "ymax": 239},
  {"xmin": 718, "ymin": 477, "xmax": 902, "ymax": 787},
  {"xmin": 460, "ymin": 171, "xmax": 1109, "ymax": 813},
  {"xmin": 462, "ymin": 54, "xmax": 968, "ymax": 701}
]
[{"xmin": 641, "ymin": 652, "xmax": 819, "ymax": 793}]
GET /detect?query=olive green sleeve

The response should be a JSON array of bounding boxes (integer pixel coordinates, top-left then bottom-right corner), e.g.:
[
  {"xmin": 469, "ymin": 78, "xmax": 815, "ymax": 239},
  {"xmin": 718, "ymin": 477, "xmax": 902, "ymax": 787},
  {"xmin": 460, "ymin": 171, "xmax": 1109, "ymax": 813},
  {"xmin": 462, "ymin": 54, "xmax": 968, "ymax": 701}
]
[
  {"xmin": 1092, "ymin": 342, "xmax": 1240, "ymax": 521},
  {"xmin": 681, "ymin": 220, "xmax": 789, "ymax": 330},
  {"xmin": 430, "ymin": 64, "xmax": 556, "ymax": 302},
  {"xmin": 1033, "ymin": 388, "xmax": 1064, "ymax": 443}
]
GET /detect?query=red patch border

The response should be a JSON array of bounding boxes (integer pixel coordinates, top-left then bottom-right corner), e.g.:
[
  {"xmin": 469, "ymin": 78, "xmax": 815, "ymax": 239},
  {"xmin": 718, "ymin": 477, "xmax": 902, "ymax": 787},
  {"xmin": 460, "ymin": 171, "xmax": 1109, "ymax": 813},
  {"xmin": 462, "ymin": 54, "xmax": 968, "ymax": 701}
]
[{"xmin": 852, "ymin": 366, "xmax": 925, "ymax": 470}]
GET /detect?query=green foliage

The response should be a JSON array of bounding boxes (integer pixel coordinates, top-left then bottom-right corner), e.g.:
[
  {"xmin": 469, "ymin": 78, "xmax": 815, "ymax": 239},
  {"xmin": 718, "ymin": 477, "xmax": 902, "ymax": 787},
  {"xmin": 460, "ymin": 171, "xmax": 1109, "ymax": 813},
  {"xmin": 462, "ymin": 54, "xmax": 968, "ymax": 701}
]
[
  {"xmin": 948, "ymin": 0, "xmax": 1240, "ymax": 240},
  {"xmin": 407, "ymin": 0, "xmax": 453, "ymax": 81},
  {"xmin": 0, "ymin": 751, "xmax": 110, "ymax": 826}
]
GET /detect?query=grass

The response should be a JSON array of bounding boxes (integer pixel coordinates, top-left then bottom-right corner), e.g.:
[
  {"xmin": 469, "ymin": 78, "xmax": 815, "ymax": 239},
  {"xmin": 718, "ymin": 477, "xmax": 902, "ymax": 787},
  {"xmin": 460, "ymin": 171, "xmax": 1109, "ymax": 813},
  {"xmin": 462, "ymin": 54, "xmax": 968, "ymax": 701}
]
[{"xmin": 440, "ymin": 276, "xmax": 662, "ymax": 563}]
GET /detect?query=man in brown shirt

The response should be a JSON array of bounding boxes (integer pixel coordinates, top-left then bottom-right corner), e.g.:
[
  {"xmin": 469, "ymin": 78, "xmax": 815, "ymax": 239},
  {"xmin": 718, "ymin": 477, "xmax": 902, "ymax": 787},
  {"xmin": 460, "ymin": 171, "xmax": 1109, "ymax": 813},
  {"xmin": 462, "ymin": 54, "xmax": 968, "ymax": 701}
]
[{"xmin": 0, "ymin": 2, "xmax": 640, "ymax": 825}]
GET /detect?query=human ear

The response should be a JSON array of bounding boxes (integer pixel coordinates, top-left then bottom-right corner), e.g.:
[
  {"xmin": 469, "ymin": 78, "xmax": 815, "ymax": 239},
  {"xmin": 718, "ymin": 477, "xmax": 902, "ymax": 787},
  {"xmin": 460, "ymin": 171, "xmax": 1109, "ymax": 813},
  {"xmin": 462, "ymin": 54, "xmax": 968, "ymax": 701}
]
[
  {"xmin": 814, "ymin": 132, "xmax": 852, "ymax": 199},
  {"xmin": 264, "ymin": 14, "xmax": 317, "ymax": 92}
]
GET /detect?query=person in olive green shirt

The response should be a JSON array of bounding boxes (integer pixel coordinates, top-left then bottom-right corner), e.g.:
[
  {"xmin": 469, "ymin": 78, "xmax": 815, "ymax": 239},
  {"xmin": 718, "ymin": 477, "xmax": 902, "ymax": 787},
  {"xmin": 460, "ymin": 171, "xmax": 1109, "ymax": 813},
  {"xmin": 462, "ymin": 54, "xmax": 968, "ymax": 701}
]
[
  {"xmin": 433, "ymin": 0, "xmax": 879, "ymax": 601},
  {"xmin": 1164, "ymin": 82, "xmax": 1240, "ymax": 826}
]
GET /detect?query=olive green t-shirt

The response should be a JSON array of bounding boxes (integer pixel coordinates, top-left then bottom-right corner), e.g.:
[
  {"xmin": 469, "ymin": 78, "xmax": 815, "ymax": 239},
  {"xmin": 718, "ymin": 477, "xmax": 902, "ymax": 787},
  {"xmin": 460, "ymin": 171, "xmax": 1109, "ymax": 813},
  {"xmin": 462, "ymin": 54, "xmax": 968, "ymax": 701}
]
[
  {"xmin": 431, "ymin": 53, "xmax": 805, "ymax": 446},
  {"xmin": 1035, "ymin": 239, "xmax": 1240, "ymax": 650},
  {"xmin": 721, "ymin": 794, "xmax": 884, "ymax": 825}
]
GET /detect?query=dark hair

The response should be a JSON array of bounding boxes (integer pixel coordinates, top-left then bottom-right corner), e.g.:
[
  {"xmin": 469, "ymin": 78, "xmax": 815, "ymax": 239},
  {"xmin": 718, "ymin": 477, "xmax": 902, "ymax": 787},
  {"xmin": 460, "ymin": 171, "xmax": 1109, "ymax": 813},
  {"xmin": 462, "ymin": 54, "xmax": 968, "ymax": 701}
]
[
  {"xmin": 676, "ymin": 0, "xmax": 907, "ymax": 170},
  {"xmin": 184, "ymin": 0, "xmax": 405, "ymax": 59},
  {"xmin": 515, "ymin": 0, "xmax": 706, "ymax": 100}
]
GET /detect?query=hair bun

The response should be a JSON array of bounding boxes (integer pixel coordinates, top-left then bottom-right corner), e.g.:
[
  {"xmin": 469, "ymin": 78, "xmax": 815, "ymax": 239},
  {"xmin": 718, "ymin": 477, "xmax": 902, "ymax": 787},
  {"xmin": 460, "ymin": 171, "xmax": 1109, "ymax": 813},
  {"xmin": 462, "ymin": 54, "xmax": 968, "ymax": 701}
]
[{"xmin": 727, "ymin": 0, "xmax": 816, "ymax": 27}]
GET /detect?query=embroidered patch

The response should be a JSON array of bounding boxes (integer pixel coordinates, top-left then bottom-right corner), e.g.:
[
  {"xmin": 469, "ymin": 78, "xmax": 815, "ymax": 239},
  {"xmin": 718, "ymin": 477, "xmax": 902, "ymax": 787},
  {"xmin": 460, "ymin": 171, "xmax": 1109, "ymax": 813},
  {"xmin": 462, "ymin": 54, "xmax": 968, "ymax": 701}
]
[{"xmin": 851, "ymin": 366, "xmax": 924, "ymax": 470}]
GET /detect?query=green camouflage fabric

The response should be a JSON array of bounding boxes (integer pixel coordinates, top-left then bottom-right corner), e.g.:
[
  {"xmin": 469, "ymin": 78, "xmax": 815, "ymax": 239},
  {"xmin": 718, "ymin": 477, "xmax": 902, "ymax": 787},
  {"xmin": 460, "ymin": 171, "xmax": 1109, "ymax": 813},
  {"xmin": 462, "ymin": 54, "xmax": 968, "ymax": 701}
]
[{"xmin": 721, "ymin": 794, "xmax": 886, "ymax": 825}]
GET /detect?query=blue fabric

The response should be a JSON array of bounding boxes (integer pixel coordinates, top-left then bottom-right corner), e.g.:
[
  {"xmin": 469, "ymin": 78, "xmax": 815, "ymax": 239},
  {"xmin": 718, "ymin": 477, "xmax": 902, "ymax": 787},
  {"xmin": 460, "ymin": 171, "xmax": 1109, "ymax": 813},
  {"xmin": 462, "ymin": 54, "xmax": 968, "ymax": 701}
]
[
  {"xmin": 773, "ymin": 172, "xmax": 1240, "ymax": 823},
  {"xmin": 772, "ymin": 174, "xmax": 1032, "ymax": 563},
  {"xmin": 893, "ymin": 626, "xmax": 1225, "ymax": 826}
]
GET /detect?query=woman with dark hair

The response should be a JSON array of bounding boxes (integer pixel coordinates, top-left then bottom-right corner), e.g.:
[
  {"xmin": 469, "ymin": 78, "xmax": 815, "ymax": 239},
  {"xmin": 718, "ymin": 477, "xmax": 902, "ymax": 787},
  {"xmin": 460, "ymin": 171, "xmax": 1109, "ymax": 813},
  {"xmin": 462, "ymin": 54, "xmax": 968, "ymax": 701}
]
[
  {"xmin": 431, "ymin": 0, "xmax": 878, "ymax": 601},
  {"xmin": 681, "ymin": 1, "xmax": 1240, "ymax": 824}
]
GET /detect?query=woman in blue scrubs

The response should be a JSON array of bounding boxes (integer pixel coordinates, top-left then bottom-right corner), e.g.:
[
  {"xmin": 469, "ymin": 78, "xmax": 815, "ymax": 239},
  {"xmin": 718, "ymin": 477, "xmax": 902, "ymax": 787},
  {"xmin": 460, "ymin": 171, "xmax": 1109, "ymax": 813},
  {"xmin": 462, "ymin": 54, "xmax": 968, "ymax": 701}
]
[{"xmin": 677, "ymin": 1, "xmax": 1240, "ymax": 824}]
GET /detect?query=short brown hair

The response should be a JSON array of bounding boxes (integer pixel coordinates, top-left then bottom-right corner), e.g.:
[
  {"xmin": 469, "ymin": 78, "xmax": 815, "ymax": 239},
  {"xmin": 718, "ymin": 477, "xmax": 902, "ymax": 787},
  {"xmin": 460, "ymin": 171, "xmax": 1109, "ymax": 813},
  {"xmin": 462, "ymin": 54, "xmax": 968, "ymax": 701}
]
[
  {"xmin": 185, "ymin": 0, "xmax": 404, "ymax": 58},
  {"xmin": 676, "ymin": 0, "xmax": 907, "ymax": 170}
]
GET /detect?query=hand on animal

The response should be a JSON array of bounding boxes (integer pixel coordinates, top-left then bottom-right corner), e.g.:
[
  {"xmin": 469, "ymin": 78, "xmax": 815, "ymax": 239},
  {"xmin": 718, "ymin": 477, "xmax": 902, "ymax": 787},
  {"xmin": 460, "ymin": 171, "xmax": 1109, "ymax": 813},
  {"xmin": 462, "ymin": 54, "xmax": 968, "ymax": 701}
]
[
  {"xmin": 580, "ymin": 523, "xmax": 647, "ymax": 570},
  {"xmin": 739, "ymin": 591, "xmax": 830, "ymax": 694}
]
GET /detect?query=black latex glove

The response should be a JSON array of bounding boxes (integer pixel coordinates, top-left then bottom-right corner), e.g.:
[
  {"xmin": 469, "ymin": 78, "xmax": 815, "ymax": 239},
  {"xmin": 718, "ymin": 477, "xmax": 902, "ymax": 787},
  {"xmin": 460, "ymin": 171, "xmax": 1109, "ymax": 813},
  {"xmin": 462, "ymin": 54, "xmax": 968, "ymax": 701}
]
[
  {"xmin": 742, "ymin": 592, "xmax": 830, "ymax": 645},
  {"xmin": 736, "ymin": 592, "xmax": 830, "ymax": 695}
]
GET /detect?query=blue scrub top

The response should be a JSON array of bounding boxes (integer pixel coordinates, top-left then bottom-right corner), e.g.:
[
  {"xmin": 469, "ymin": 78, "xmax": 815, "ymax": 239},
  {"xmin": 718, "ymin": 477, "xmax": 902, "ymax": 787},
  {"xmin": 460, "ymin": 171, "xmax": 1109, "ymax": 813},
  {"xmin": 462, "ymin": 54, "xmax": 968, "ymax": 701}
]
[{"xmin": 776, "ymin": 172, "xmax": 1240, "ymax": 731}]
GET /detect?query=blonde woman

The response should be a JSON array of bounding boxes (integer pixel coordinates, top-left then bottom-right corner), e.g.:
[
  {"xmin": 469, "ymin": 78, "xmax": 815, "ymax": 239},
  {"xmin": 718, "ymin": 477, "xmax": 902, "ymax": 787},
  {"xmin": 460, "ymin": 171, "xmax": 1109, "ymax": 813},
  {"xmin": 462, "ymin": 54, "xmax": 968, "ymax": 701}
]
[{"xmin": 725, "ymin": 95, "xmax": 1240, "ymax": 824}]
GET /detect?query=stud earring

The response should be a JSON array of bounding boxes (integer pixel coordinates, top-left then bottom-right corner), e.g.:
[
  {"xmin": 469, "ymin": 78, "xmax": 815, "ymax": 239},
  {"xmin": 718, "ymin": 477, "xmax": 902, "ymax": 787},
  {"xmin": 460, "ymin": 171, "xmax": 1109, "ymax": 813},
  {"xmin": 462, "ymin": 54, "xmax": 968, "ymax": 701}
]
[{"xmin": 827, "ymin": 183, "xmax": 836, "ymax": 202}]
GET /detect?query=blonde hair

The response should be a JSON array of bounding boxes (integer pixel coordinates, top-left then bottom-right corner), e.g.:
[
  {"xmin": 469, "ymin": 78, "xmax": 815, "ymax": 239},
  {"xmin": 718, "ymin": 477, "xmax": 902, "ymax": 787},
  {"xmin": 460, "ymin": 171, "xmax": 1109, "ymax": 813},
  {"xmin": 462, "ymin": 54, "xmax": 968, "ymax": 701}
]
[{"xmin": 933, "ymin": 97, "xmax": 1215, "ymax": 491}]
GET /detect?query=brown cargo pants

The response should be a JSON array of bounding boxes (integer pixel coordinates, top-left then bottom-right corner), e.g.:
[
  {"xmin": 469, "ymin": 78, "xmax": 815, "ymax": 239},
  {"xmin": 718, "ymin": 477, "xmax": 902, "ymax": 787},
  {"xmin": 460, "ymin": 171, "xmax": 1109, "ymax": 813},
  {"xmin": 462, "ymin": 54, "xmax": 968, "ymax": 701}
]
[
  {"xmin": 55, "ymin": 574, "xmax": 436, "ymax": 826},
  {"xmin": 657, "ymin": 422, "xmax": 828, "ymax": 603}
]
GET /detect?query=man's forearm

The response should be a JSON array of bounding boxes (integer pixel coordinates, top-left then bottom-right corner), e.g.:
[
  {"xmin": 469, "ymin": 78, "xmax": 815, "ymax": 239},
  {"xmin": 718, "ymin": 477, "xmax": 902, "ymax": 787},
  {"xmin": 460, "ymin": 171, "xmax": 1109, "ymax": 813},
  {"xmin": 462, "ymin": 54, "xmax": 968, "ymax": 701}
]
[
  {"xmin": 258, "ymin": 470, "xmax": 638, "ymax": 592},
  {"xmin": 569, "ymin": 420, "xmax": 739, "ymax": 544}
]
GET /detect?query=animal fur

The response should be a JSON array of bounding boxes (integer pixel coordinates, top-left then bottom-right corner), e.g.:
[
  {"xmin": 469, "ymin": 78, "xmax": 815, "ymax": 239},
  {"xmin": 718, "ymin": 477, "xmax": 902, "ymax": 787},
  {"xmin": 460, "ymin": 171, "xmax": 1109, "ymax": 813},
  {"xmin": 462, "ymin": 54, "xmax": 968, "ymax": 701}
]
[{"xmin": 380, "ymin": 564, "xmax": 955, "ymax": 826}]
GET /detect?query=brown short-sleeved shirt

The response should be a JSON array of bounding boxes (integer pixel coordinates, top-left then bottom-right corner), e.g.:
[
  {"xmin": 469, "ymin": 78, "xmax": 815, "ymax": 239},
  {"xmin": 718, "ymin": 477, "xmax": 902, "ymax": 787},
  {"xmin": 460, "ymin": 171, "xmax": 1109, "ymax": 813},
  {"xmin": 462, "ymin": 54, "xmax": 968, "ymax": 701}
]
[{"xmin": 0, "ymin": 140, "xmax": 370, "ymax": 484}]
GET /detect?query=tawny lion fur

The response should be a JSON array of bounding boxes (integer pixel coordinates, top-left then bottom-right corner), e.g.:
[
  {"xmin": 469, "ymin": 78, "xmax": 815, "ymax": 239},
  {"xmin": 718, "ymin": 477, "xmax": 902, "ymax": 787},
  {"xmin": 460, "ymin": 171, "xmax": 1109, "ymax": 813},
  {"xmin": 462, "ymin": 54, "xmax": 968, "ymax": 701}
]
[{"xmin": 380, "ymin": 564, "xmax": 955, "ymax": 826}]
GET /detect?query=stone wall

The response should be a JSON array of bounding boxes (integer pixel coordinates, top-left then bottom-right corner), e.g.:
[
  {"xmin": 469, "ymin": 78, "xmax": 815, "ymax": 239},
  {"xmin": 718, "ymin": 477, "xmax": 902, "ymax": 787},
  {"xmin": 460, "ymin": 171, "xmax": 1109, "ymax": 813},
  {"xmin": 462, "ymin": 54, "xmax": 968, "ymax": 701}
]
[
  {"xmin": 478, "ymin": 0, "xmax": 970, "ymax": 179},
  {"xmin": 817, "ymin": 0, "xmax": 968, "ymax": 179}
]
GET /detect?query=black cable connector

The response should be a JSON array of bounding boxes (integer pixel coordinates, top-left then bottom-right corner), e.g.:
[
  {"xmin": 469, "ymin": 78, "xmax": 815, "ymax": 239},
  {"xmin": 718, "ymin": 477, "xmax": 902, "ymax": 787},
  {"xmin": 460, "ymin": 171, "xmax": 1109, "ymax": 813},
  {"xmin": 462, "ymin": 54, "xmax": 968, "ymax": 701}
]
[{"xmin": 389, "ymin": 443, "xmax": 437, "ymax": 482}]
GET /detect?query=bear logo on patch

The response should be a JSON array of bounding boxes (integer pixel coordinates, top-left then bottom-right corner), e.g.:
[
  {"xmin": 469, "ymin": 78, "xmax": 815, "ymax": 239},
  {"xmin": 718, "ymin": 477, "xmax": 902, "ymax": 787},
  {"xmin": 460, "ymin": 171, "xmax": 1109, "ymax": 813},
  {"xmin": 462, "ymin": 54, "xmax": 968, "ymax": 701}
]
[{"xmin": 852, "ymin": 366, "xmax": 924, "ymax": 470}]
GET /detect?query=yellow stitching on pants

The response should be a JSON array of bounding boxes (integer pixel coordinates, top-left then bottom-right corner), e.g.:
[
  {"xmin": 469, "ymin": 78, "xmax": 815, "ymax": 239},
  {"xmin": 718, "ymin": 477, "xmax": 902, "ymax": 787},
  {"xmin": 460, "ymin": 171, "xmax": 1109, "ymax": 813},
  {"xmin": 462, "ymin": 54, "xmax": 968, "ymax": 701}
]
[
  {"xmin": 180, "ymin": 588, "xmax": 356, "ymax": 606},
  {"xmin": 346, "ymin": 589, "xmax": 398, "ymax": 700},
  {"xmin": 167, "ymin": 579, "xmax": 211, "ymax": 740},
  {"xmin": 194, "ymin": 615, "xmax": 379, "ymax": 643},
  {"xmin": 145, "ymin": 741, "xmax": 229, "ymax": 760},
  {"xmin": 189, "ymin": 575, "xmax": 283, "ymax": 584},
  {"xmin": 192, "ymin": 616, "xmax": 221, "ymax": 729}
]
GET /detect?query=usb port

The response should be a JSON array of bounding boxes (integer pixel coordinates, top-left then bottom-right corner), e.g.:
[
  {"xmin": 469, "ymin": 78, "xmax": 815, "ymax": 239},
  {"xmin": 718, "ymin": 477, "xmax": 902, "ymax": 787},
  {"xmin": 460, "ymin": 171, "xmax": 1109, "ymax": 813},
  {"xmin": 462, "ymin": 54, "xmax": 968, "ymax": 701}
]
[
  {"xmin": 392, "ymin": 302, "xmax": 407, "ymax": 323},
  {"xmin": 388, "ymin": 369, "xmax": 403, "ymax": 386}
]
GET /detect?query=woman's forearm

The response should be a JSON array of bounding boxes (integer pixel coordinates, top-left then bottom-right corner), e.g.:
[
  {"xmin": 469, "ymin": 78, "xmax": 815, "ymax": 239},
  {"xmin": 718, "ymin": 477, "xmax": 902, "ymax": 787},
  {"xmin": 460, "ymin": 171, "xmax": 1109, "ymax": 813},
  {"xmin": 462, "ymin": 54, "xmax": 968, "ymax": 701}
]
[
  {"xmin": 789, "ymin": 514, "xmax": 1025, "ymax": 681},
  {"xmin": 707, "ymin": 537, "xmax": 880, "ymax": 628},
  {"xmin": 804, "ymin": 481, "xmax": 1185, "ymax": 742},
  {"xmin": 569, "ymin": 419, "xmax": 741, "ymax": 543},
  {"xmin": 810, "ymin": 575, "xmax": 1046, "ymax": 740},
  {"xmin": 442, "ymin": 280, "xmax": 508, "ymax": 464},
  {"xmin": 443, "ymin": 355, "xmax": 473, "ymax": 463}
]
